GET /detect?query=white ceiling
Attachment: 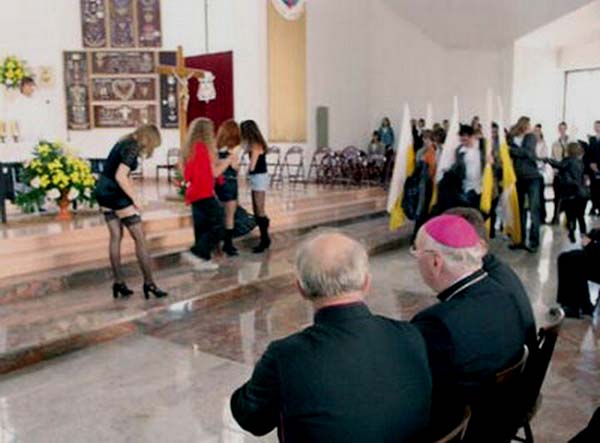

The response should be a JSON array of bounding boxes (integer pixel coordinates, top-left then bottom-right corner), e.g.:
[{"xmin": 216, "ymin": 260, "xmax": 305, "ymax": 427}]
[{"xmin": 383, "ymin": 0, "xmax": 596, "ymax": 49}]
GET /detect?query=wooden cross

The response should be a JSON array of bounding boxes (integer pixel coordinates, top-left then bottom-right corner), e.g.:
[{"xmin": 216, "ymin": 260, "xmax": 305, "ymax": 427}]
[{"xmin": 156, "ymin": 46, "xmax": 207, "ymax": 149}]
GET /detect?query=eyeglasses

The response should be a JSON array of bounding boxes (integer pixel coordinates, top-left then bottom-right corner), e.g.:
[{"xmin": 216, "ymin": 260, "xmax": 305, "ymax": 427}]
[{"xmin": 409, "ymin": 245, "xmax": 438, "ymax": 258}]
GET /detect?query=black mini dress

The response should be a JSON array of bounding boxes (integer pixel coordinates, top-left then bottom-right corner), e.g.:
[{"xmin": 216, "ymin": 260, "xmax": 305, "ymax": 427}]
[
  {"xmin": 94, "ymin": 138, "xmax": 140, "ymax": 210},
  {"xmin": 215, "ymin": 148, "xmax": 239, "ymax": 202}
]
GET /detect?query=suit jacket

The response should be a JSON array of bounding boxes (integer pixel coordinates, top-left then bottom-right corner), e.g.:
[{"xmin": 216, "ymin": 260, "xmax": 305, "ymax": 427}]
[
  {"xmin": 509, "ymin": 133, "xmax": 541, "ymax": 180},
  {"xmin": 586, "ymin": 136, "xmax": 600, "ymax": 177},
  {"xmin": 411, "ymin": 269, "xmax": 528, "ymax": 435},
  {"xmin": 231, "ymin": 302, "xmax": 432, "ymax": 443},
  {"xmin": 483, "ymin": 254, "xmax": 537, "ymax": 356}
]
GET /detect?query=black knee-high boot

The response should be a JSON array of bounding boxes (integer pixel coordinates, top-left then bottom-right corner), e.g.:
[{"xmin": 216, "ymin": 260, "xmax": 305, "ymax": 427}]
[
  {"xmin": 223, "ymin": 229, "xmax": 238, "ymax": 256},
  {"xmin": 253, "ymin": 216, "xmax": 271, "ymax": 253}
]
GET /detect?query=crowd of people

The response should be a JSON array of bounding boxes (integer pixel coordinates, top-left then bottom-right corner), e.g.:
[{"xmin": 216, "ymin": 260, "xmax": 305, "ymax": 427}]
[
  {"xmin": 374, "ymin": 114, "xmax": 599, "ymax": 318},
  {"xmin": 93, "ymin": 118, "xmax": 273, "ymax": 298}
]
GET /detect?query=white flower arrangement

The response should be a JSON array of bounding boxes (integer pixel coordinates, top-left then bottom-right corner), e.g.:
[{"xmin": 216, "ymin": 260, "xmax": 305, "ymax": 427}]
[
  {"xmin": 46, "ymin": 188, "xmax": 61, "ymax": 200},
  {"xmin": 67, "ymin": 188, "xmax": 80, "ymax": 201},
  {"xmin": 30, "ymin": 176, "xmax": 41, "ymax": 189}
]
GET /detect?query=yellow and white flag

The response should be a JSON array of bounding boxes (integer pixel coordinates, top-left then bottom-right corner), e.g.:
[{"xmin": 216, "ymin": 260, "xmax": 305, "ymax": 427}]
[
  {"xmin": 480, "ymin": 89, "xmax": 495, "ymax": 219},
  {"xmin": 425, "ymin": 103, "xmax": 434, "ymax": 129},
  {"xmin": 497, "ymin": 97, "xmax": 522, "ymax": 245},
  {"xmin": 387, "ymin": 104, "xmax": 415, "ymax": 231},
  {"xmin": 435, "ymin": 96, "xmax": 460, "ymax": 184}
]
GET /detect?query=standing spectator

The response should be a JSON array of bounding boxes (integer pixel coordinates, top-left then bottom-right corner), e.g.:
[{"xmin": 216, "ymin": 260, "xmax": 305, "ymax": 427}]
[
  {"xmin": 442, "ymin": 119, "xmax": 450, "ymax": 134},
  {"xmin": 550, "ymin": 121, "xmax": 571, "ymax": 224},
  {"xmin": 215, "ymin": 119, "xmax": 242, "ymax": 257},
  {"xmin": 490, "ymin": 122, "xmax": 503, "ymax": 238},
  {"xmin": 534, "ymin": 124, "xmax": 551, "ymax": 224},
  {"xmin": 231, "ymin": 232, "xmax": 433, "ymax": 442},
  {"xmin": 546, "ymin": 142, "xmax": 589, "ymax": 243},
  {"xmin": 509, "ymin": 116, "xmax": 543, "ymax": 253},
  {"xmin": 586, "ymin": 121, "xmax": 600, "ymax": 215},
  {"xmin": 378, "ymin": 117, "xmax": 395, "ymax": 150}
]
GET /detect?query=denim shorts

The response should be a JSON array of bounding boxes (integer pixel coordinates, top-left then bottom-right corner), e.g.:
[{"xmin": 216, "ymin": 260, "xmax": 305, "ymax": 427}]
[{"xmin": 249, "ymin": 173, "xmax": 270, "ymax": 191}]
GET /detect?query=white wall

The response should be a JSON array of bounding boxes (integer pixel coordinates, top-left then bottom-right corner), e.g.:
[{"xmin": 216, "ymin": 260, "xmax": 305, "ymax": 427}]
[
  {"xmin": 511, "ymin": 44, "xmax": 564, "ymax": 137},
  {"xmin": 559, "ymin": 38, "xmax": 600, "ymax": 70},
  {"xmin": 0, "ymin": 0, "xmax": 270, "ymax": 173}
]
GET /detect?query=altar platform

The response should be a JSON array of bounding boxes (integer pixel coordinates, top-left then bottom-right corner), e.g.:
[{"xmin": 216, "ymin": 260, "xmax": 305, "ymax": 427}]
[{"xmin": 0, "ymin": 179, "xmax": 403, "ymax": 374}]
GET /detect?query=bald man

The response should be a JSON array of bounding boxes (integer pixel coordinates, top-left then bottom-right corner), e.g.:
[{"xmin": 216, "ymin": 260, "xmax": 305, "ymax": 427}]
[
  {"xmin": 410, "ymin": 215, "xmax": 529, "ymax": 442},
  {"xmin": 231, "ymin": 231, "xmax": 432, "ymax": 443}
]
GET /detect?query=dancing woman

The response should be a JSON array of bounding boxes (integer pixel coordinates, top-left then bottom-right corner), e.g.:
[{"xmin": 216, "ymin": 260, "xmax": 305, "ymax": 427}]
[
  {"xmin": 94, "ymin": 124, "xmax": 168, "ymax": 299},
  {"xmin": 240, "ymin": 120, "xmax": 271, "ymax": 253},
  {"xmin": 181, "ymin": 118, "xmax": 234, "ymax": 270},
  {"xmin": 215, "ymin": 120, "xmax": 242, "ymax": 256}
]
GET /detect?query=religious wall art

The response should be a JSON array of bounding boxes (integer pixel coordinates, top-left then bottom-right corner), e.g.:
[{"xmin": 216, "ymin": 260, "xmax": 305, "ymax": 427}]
[
  {"xmin": 93, "ymin": 104, "xmax": 157, "ymax": 128},
  {"xmin": 36, "ymin": 66, "xmax": 54, "ymax": 88},
  {"xmin": 81, "ymin": 0, "xmax": 108, "ymax": 48},
  {"xmin": 271, "ymin": 0, "xmax": 305, "ymax": 21},
  {"xmin": 158, "ymin": 51, "xmax": 178, "ymax": 129},
  {"xmin": 91, "ymin": 51, "xmax": 155, "ymax": 74},
  {"xmin": 109, "ymin": 0, "xmax": 136, "ymax": 48},
  {"xmin": 63, "ymin": 52, "xmax": 91, "ymax": 130},
  {"xmin": 0, "ymin": 55, "xmax": 30, "ymax": 89},
  {"xmin": 91, "ymin": 77, "xmax": 156, "ymax": 101},
  {"xmin": 136, "ymin": 0, "xmax": 162, "ymax": 47}
]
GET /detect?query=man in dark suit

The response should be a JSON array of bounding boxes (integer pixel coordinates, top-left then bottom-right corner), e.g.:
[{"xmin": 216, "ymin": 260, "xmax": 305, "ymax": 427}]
[
  {"xmin": 231, "ymin": 232, "xmax": 432, "ymax": 443},
  {"xmin": 586, "ymin": 121, "xmax": 600, "ymax": 215},
  {"xmin": 410, "ymin": 215, "xmax": 529, "ymax": 442},
  {"xmin": 444, "ymin": 207, "xmax": 537, "ymax": 352}
]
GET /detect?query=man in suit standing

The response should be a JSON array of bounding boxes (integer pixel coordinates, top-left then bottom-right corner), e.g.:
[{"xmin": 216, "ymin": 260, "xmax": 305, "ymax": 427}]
[
  {"xmin": 231, "ymin": 231, "xmax": 432, "ymax": 443},
  {"xmin": 586, "ymin": 121, "xmax": 600, "ymax": 215},
  {"xmin": 411, "ymin": 215, "xmax": 529, "ymax": 442}
]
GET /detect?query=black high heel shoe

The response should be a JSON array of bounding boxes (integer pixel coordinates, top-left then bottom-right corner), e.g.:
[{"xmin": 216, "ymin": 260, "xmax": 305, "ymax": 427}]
[
  {"xmin": 113, "ymin": 282, "xmax": 134, "ymax": 299},
  {"xmin": 143, "ymin": 283, "xmax": 168, "ymax": 299}
]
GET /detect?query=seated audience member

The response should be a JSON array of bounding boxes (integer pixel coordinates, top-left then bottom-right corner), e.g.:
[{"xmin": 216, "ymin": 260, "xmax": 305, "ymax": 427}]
[
  {"xmin": 367, "ymin": 130, "xmax": 385, "ymax": 157},
  {"xmin": 411, "ymin": 215, "xmax": 529, "ymax": 441},
  {"xmin": 546, "ymin": 142, "xmax": 589, "ymax": 243},
  {"xmin": 231, "ymin": 232, "xmax": 432, "ymax": 443},
  {"xmin": 444, "ymin": 207, "xmax": 537, "ymax": 354},
  {"xmin": 556, "ymin": 226, "xmax": 600, "ymax": 318}
]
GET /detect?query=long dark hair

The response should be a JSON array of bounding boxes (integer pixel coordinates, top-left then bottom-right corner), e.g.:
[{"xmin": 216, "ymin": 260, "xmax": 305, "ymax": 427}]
[{"xmin": 240, "ymin": 120, "xmax": 268, "ymax": 152}]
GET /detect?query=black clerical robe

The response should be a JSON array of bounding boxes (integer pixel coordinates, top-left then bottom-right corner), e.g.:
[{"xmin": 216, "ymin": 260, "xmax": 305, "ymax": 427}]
[{"xmin": 231, "ymin": 302, "xmax": 432, "ymax": 443}]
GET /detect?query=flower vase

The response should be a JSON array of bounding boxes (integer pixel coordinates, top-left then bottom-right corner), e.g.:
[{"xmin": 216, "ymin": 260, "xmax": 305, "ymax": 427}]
[{"xmin": 56, "ymin": 194, "xmax": 72, "ymax": 221}]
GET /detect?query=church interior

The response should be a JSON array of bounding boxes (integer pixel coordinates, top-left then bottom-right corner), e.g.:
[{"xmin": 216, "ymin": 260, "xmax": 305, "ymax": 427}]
[{"xmin": 0, "ymin": 0, "xmax": 599, "ymax": 442}]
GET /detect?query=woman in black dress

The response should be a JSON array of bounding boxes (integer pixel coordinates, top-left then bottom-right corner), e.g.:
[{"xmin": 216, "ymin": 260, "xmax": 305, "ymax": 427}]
[
  {"xmin": 215, "ymin": 119, "xmax": 242, "ymax": 256},
  {"xmin": 94, "ymin": 124, "xmax": 168, "ymax": 299}
]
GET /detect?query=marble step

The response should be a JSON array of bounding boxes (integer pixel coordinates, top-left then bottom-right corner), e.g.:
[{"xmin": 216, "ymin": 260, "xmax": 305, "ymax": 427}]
[
  {"xmin": 0, "ymin": 202, "xmax": 387, "ymax": 302},
  {"xmin": 0, "ymin": 217, "xmax": 411, "ymax": 375},
  {"xmin": 0, "ymin": 187, "xmax": 385, "ymax": 254},
  {"xmin": 0, "ymin": 195, "xmax": 386, "ymax": 281}
]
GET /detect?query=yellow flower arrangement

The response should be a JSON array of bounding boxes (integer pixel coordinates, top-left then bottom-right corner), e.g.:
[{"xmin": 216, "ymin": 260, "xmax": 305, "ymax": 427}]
[
  {"xmin": 0, "ymin": 55, "xmax": 30, "ymax": 89},
  {"xmin": 15, "ymin": 141, "xmax": 97, "ymax": 213}
]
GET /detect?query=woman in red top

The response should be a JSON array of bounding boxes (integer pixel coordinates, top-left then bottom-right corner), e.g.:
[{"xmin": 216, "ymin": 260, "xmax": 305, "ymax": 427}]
[{"xmin": 181, "ymin": 118, "xmax": 233, "ymax": 270}]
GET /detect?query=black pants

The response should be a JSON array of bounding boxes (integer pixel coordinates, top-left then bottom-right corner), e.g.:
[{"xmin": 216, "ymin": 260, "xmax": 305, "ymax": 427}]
[
  {"xmin": 557, "ymin": 249, "xmax": 596, "ymax": 312},
  {"xmin": 591, "ymin": 178, "xmax": 600, "ymax": 211},
  {"xmin": 190, "ymin": 197, "xmax": 224, "ymax": 260},
  {"xmin": 563, "ymin": 197, "xmax": 588, "ymax": 236},
  {"xmin": 516, "ymin": 177, "xmax": 542, "ymax": 247}
]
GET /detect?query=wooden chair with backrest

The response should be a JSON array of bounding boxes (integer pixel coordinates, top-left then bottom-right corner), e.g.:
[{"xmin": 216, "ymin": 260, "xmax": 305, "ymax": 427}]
[
  {"xmin": 283, "ymin": 145, "xmax": 306, "ymax": 185},
  {"xmin": 510, "ymin": 307, "xmax": 565, "ymax": 443},
  {"xmin": 339, "ymin": 145, "xmax": 363, "ymax": 186},
  {"xmin": 155, "ymin": 148, "xmax": 180, "ymax": 183},
  {"xmin": 307, "ymin": 146, "xmax": 331, "ymax": 183},
  {"xmin": 465, "ymin": 345, "xmax": 530, "ymax": 441},
  {"xmin": 266, "ymin": 146, "xmax": 283, "ymax": 185},
  {"xmin": 434, "ymin": 406, "xmax": 472, "ymax": 443}
]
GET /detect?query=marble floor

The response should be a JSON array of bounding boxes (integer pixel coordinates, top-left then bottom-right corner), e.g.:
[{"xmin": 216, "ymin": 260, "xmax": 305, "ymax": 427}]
[{"xmin": 0, "ymin": 222, "xmax": 598, "ymax": 442}]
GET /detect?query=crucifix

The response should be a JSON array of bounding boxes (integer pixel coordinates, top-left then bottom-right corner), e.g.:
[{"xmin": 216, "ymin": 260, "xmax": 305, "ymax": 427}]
[{"xmin": 156, "ymin": 45, "xmax": 207, "ymax": 148}]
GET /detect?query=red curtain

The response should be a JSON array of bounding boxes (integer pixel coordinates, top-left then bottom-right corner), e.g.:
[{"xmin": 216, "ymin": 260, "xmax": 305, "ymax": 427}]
[{"xmin": 185, "ymin": 51, "xmax": 234, "ymax": 132}]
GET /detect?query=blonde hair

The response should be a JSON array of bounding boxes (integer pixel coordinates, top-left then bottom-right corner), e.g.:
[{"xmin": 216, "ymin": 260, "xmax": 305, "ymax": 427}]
[
  {"xmin": 182, "ymin": 118, "xmax": 216, "ymax": 163},
  {"xmin": 121, "ymin": 124, "xmax": 161, "ymax": 158}
]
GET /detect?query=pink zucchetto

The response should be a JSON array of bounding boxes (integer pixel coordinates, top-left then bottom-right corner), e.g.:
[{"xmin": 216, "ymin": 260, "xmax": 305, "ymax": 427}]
[{"xmin": 422, "ymin": 214, "xmax": 480, "ymax": 248}]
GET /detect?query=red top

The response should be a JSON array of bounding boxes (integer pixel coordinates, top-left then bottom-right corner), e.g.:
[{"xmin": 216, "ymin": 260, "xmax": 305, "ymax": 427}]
[{"xmin": 184, "ymin": 142, "xmax": 215, "ymax": 204}]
